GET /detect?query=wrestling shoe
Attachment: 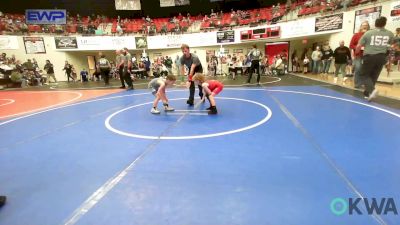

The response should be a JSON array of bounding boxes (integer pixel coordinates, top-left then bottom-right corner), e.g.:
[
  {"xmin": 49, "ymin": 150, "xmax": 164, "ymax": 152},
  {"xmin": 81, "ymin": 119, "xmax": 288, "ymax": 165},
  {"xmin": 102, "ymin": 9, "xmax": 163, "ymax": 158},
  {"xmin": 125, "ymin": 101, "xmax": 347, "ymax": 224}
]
[
  {"xmin": 164, "ymin": 106, "xmax": 175, "ymax": 112},
  {"xmin": 151, "ymin": 108, "xmax": 160, "ymax": 114}
]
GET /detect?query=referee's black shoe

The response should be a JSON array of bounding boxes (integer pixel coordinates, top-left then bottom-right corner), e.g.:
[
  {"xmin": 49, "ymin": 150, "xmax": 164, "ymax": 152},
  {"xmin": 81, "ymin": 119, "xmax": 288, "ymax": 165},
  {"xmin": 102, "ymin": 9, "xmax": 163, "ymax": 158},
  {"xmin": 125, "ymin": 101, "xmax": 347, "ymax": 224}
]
[{"xmin": 186, "ymin": 99, "xmax": 194, "ymax": 106}]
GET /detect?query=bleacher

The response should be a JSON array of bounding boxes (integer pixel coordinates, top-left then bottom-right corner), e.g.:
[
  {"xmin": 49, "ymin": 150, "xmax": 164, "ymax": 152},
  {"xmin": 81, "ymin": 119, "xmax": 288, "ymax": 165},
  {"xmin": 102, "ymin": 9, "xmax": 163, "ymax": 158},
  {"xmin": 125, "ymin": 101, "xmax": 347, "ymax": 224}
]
[{"xmin": 0, "ymin": 0, "xmax": 381, "ymax": 36}]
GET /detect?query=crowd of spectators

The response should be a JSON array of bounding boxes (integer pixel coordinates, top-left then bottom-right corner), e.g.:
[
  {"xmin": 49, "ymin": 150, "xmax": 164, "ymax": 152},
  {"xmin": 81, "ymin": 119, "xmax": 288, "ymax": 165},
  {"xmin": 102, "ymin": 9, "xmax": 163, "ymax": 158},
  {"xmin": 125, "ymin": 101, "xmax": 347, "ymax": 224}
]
[
  {"xmin": 0, "ymin": 53, "xmax": 63, "ymax": 87},
  {"xmin": 0, "ymin": 0, "xmax": 380, "ymax": 36},
  {"xmin": 291, "ymin": 24, "xmax": 399, "ymax": 86}
]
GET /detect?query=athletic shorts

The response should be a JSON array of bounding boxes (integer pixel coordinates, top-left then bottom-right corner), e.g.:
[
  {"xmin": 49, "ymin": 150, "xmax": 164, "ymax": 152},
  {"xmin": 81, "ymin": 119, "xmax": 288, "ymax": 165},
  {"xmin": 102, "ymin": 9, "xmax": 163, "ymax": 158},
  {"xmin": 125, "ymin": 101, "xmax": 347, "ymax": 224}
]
[{"xmin": 151, "ymin": 88, "xmax": 159, "ymax": 95}]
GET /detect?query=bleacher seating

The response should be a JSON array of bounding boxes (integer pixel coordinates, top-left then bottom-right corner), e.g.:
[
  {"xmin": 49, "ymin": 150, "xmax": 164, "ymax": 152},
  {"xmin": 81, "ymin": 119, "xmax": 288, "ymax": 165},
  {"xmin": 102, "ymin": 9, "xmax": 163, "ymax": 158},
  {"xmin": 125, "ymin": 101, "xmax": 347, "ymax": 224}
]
[{"xmin": 0, "ymin": 0, "xmax": 382, "ymax": 36}]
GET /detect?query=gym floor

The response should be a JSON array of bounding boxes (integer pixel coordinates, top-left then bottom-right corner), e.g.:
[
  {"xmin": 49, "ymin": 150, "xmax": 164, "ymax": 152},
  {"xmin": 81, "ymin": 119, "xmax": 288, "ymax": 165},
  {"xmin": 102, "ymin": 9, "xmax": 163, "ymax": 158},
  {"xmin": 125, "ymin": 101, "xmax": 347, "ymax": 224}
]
[{"xmin": 0, "ymin": 74, "xmax": 399, "ymax": 225}]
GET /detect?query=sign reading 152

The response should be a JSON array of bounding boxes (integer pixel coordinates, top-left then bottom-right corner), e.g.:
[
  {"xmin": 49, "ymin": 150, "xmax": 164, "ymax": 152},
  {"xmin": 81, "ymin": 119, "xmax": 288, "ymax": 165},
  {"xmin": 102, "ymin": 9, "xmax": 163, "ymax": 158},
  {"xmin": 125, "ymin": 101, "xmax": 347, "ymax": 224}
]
[{"xmin": 25, "ymin": 9, "xmax": 66, "ymax": 25}]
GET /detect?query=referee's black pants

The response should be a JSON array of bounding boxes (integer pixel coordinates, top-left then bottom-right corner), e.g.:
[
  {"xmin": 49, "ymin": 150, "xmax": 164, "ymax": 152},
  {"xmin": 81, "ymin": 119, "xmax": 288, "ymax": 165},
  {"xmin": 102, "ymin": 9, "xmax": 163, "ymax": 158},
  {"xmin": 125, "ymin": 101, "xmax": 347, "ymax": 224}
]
[
  {"xmin": 118, "ymin": 66, "xmax": 125, "ymax": 87},
  {"xmin": 188, "ymin": 81, "xmax": 203, "ymax": 102},
  {"xmin": 247, "ymin": 60, "xmax": 260, "ymax": 83}
]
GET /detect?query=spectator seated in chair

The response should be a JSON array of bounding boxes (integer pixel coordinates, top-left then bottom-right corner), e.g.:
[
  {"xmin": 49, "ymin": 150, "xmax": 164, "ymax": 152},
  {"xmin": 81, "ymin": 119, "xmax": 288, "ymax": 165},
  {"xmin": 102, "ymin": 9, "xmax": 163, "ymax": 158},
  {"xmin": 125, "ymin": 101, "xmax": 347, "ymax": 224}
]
[
  {"xmin": 80, "ymin": 68, "xmax": 89, "ymax": 82},
  {"xmin": 152, "ymin": 59, "xmax": 168, "ymax": 78},
  {"xmin": 271, "ymin": 55, "xmax": 285, "ymax": 76}
]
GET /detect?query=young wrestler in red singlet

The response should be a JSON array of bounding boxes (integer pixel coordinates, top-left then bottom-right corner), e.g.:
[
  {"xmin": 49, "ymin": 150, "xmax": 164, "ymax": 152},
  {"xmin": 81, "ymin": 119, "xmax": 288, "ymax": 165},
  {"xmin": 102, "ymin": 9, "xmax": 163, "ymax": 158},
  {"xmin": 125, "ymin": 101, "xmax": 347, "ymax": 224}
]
[{"xmin": 192, "ymin": 74, "xmax": 224, "ymax": 114}]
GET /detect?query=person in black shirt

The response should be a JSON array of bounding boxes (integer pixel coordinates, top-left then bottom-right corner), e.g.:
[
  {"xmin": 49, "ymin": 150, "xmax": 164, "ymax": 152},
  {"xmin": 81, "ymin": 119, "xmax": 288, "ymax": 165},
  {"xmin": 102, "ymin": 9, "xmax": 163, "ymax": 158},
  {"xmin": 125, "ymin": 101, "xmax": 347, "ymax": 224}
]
[
  {"xmin": 333, "ymin": 41, "xmax": 351, "ymax": 83},
  {"xmin": 62, "ymin": 61, "xmax": 75, "ymax": 82},
  {"xmin": 44, "ymin": 60, "xmax": 57, "ymax": 84},
  {"xmin": 321, "ymin": 44, "xmax": 334, "ymax": 74}
]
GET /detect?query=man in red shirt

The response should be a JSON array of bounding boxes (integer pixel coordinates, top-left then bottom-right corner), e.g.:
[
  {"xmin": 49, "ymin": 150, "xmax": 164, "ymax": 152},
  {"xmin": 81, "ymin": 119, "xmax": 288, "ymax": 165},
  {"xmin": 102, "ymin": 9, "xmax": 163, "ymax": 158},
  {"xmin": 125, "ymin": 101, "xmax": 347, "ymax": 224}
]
[{"xmin": 349, "ymin": 21, "xmax": 370, "ymax": 88}]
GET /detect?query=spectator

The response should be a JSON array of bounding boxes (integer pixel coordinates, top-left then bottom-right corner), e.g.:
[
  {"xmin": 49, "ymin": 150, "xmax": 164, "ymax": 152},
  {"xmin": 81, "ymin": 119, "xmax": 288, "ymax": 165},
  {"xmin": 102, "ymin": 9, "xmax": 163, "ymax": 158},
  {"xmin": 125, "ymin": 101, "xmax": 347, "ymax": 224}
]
[
  {"xmin": 0, "ymin": 53, "xmax": 6, "ymax": 63},
  {"xmin": 350, "ymin": 21, "xmax": 370, "ymax": 88},
  {"xmin": 306, "ymin": 47, "xmax": 313, "ymax": 72},
  {"xmin": 311, "ymin": 46, "xmax": 322, "ymax": 74},
  {"xmin": 174, "ymin": 55, "xmax": 181, "ymax": 76},
  {"xmin": 174, "ymin": 23, "xmax": 182, "ymax": 34},
  {"xmin": 170, "ymin": 16, "xmax": 178, "ymax": 24},
  {"xmin": 145, "ymin": 15, "xmax": 151, "ymax": 23},
  {"xmin": 164, "ymin": 56, "xmax": 173, "ymax": 75},
  {"xmin": 116, "ymin": 23, "xmax": 123, "ymax": 35},
  {"xmin": 218, "ymin": 10, "xmax": 224, "ymax": 19},
  {"xmin": 160, "ymin": 23, "xmax": 168, "ymax": 35},
  {"xmin": 55, "ymin": 24, "xmax": 64, "ymax": 34},
  {"xmin": 303, "ymin": 56, "xmax": 310, "ymax": 73},
  {"xmin": 210, "ymin": 9, "xmax": 217, "ymax": 19},
  {"xmin": 186, "ymin": 14, "xmax": 192, "ymax": 25},
  {"xmin": 291, "ymin": 50, "xmax": 300, "ymax": 72},
  {"xmin": 80, "ymin": 68, "xmax": 89, "ymax": 82},
  {"xmin": 32, "ymin": 58, "xmax": 39, "ymax": 70},
  {"xmin": 286, "ymin": 0, "xmax": 292, "ymax": 11},
  {"xmin": 321, "ymin": 43, "xmax": 334, "ymax": 74},
  {"xmin": 44, "ymin": 60, "xmax": 57, "ymax": 84},
  {"xmin": 333, "ymin": 40, "xmax": 351, "ymax": 83},
  {"xmin": 131, "ymin": 54, "xmax": 138, "ymax": 68},
  {"xmin": 15, "ymin": 60, "xmax": 24, "ymax": 74},
  {"xmin": 177, "ymin": 13, "xmax": 183, "ymax": 21},
  {"xmin": 207, "ymin": 57, "xmax": 217, "ymax": 76},
  {"xmin": 23, "ymin": 59, "xmax": 34, "ymax": 71},
  {"xmin": 20, "ymin": 23, "xmax": 28, "ymax": 34},
  {"xmin": 62, "ymin": 61, "xmax": 75, "ymax": 82},
  {"xmin": 152, "ymin": 58, "xmax": 168, "ymax": 78},
  {"xmin": 203, "ymin": 14, "xmax": 209, "ymax": 22},
  {"xmin": 32, "ymin": 68, "xmax": 44, "ymax": 86},
  {"xmin": 263, "ymin": 56, "xmax": 271, "ymax": 75},
  {"xmin": 7, "ymin": 55, "xmax": 16, "ymax": 65},
  {"xmin": 341, "ymin": 0, "xmax": 351, "ymax": 11},
  {"xmin": 394, "ymin": 28, "xmax": 400, "ymax": 71},
  {"xmin": 272, "ymin": 54, "xmax": 285, "ymax": 76},
  {"xmin": 149, "ymin": 23, "xmax": 156, "ymax": 35}
]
